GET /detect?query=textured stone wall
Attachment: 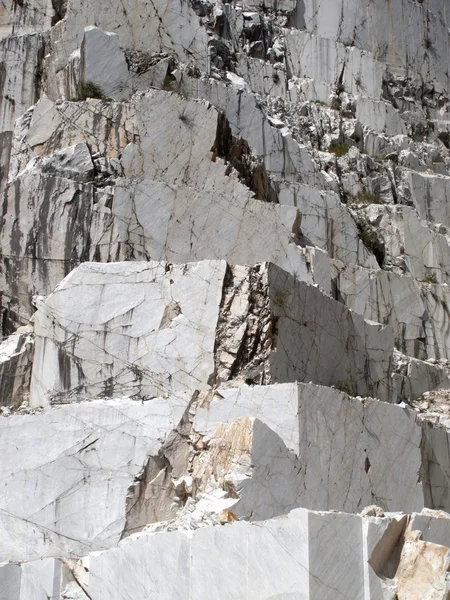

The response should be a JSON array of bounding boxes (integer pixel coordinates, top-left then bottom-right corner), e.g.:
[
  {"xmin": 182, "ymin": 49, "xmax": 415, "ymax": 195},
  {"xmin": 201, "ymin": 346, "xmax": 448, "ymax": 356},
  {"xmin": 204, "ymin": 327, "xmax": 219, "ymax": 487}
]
[{"xmin": 0, "ymin": 0, "xmax": 450, "ymax": 597}]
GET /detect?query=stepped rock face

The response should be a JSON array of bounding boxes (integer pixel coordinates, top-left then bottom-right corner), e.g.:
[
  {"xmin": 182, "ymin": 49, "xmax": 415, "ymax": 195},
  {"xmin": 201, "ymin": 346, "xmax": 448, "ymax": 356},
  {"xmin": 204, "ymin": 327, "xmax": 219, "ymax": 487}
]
[
  {"xmin": 1, "ymin": 507, "xmax": 450, "ymax": 600},
  {"xmin": 31, "ymin": 260, "xmax": 396, "ymax": 405},
  {"xmin": 1, "ymin": 0, "xmax": 450, "ymax": 597}
]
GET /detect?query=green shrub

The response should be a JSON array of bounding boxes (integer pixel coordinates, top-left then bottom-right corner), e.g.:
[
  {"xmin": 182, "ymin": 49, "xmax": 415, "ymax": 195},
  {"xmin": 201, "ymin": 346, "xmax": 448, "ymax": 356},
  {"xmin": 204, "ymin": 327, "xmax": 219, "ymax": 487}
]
[
  {"xmin": 329, "ymin": 142, "xmax": 349, "ymax": 157},
  {"xmin": 352, "ymin": 190, "xmax": 380, "ymax": 206},
  {"xmin": 72, "ymin": 81, "xmax": 105, "ymax": 101},
  {"xmin": 274, "ymin": 289, "xmax": 290, "ymax": 308},
  {"xmin": 421, "ymin": 272, "xmax": 438, "ymax": 284},
  {"xmin": 335, "ymin": 378, "xmax": 357, "ymax": 396}
]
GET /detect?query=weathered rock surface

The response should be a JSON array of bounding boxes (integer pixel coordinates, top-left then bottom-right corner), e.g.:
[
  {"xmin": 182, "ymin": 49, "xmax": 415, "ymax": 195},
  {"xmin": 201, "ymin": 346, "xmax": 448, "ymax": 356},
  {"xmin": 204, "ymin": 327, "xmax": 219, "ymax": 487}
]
[
  {"xmin": 2, "ymin": 507, "xmax": 449, "ymax": 600},
  {"xmin": 193, "ymin": 382, "xmax": 450, "ymax": 514},
  {"xmin": 0, "ymin": 395, "xmax": 191, "ymax": 562},
  {"xmin": 2, "ymin": 0, "xmax": 450, "ymax": 596},
  {"xmin": 81, "ymin": 26, "xmax": 131, "ymax": 101},
  {"xmin": 3, "ymin": 378, "xmax": 449, "ymax": 572},
  {"xmin": 0, "ymin": 329, "xmax": 34, "ymax": 408},
  {"xmin": 31, "ymin": 260, "xmax": 226, "ymax": 404},
  {"xmin": 2, "ymin": 91, "xmax": 328, "ymax": 328},
  {"xmin": 31, "ymin": 260, "xmax": 402, "ymax": 405}
]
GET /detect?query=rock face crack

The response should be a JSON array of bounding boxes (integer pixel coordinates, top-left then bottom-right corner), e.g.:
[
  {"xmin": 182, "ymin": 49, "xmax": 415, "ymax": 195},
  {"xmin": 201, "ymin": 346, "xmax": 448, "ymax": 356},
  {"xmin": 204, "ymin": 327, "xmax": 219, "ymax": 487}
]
[
  {"xmin": 211, "ymin": 110, "xmax": 277, "ymax": 202},
  {"xmin": 214, "ymin": 264, "xmax": 273, "ymax": 386},
  {"xmin": 122, "ymin": 394, "xmax": 197, "ymax": 537}
]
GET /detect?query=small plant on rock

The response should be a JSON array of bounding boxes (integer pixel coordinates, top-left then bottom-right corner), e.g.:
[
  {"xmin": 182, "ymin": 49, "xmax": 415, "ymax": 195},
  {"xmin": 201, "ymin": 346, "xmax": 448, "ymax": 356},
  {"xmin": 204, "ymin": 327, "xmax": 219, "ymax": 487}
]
[
  {"xmin": 335, "ymin": 377, "xmax": 357, "ymax": 396},
  {"xmin": 352, "ymin": 190, "xmax": 380, "ymax": 206},
  {"xmin": 72, "ymin": 81, "xmax": 105, "ymax": 101},
  {"xmin": 162, "ymin": 74, "xmax": 174, "ymax": 92},
  {"xmin": 421, "ymin": 272, "xmax": 438, "ymax": 284},
  {"xmin": 274, "ymin": 289, "xmax": 290, "ymax": 308},
  {"xmin": 329, "ymin": 142, "xmax": 349, "ymax": 157}
]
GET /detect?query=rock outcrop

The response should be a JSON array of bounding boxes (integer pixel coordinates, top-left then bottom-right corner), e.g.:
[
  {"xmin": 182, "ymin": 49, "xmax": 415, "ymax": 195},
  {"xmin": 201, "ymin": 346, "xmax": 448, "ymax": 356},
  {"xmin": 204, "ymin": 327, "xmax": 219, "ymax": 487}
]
[{"xmin": 1, "ymin": 0, "xmax": 450, "ymax": 597}]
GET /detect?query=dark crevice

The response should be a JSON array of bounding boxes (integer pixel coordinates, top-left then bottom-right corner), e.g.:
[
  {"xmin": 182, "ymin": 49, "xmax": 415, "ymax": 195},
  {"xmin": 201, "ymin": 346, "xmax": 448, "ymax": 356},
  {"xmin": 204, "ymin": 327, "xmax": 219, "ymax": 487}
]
[
  {"xmin": 51, "ymin": 0, "xmax": 68, "ymax": 26},
  {"xmin": 211, "ymin": 111, "xmax": 278, "ymax": 202}
]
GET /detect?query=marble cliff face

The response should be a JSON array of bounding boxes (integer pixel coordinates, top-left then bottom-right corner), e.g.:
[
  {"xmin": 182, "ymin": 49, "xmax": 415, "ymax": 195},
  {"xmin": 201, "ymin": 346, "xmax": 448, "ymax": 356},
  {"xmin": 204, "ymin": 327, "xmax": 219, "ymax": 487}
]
[{"xmin": 0, "ymin": 0, "xmax": 450, "ymax": 598}]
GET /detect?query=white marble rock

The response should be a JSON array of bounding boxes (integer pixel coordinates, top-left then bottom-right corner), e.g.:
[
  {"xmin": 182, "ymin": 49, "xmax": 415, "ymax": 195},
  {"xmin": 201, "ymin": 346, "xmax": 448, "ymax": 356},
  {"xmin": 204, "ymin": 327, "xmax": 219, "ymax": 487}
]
[
  {"xmin": 31, "ymin": 260, "xmax": 399, "ymax": 406},
  {"xmin": 80, "ymin": 26, "xmax": 131, "ymax": 101},
  {"xmin": 0, "ymin": 330, "xmax": 34, "ymax": 408},
  {"xmin": 0, "ymin": 394, "xmax": 191, "ymax": 562},
  {"xmin": 1, "ymin": 0, "xmax": 450, "ymax": 596},
  {"xmin": 31, "ymin": 260, "xmax": 227, "ymax": 405},
  {"xmin": 193, "ymin": 382, "xmax": 450, "ymax": 514},
  {"xmin": 3, "ymin": 507, "xmax": 448, "ymax": 600}
]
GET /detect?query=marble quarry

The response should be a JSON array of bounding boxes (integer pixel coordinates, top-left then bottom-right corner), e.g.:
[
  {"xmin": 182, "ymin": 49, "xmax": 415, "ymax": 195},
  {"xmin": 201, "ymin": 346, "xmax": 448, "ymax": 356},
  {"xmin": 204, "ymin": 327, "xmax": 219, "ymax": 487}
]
[{"xmin": 0, "ymin": 0, "xmax": 450, "ymax": 597}]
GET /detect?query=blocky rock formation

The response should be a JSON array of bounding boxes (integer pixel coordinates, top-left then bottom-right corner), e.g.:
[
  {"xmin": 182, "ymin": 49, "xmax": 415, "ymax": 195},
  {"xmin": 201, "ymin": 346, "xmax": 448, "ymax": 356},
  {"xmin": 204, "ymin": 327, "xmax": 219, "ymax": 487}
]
[{"xmin": 1, "ymin": 0, "xmax": 450, "ymax": 597}]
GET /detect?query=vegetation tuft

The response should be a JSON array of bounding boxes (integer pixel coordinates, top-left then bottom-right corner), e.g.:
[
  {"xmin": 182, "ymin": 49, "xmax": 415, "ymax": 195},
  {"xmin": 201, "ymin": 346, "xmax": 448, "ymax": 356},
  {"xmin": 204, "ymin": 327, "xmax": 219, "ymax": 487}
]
[
  {"xmin": 71, "ymin": 81, "xmax": 105, "ymax": 101},
  {"xmin": 335, "ymin": 378, "xmax": 357, "ymax": 396},
  {"xmin": 274, "ymin": 289, "xmax": 290, "ymax": 308},
  {"xmin": 421, "ymin": 272, "xmax": 438, "ymax": 284},
  {"xmin": 329, "ymin": 142, "xmax": 349, "ymax": 157},
  {"xmin": 352, "ymin": 190, "xmax": 380, "ymax": 206}
]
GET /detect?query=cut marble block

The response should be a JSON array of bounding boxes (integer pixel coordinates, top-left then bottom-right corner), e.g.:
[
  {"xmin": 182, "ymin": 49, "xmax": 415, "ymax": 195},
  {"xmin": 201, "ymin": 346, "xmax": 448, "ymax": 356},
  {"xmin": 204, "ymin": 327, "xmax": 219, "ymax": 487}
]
[
  {"xmin": 31, "ymin": 260, "xmax": 227, "ymax": 404},
  {"xmin": 193, "ymin": 382, "xmax": 450, "ymax": 514},
  {"xmin": 285, "ymin": 30, "xmax": 385, "ymax": 101},
  {"xmin": 263, "ymin": 262, "xmax": 395, "ymax": 401},
  {"xmin": 0, "ymin": 34, "xmax": 42, "ymax": 133},
  {"xmin": 0, "ymin": 395, "xmax": 191, "ymax": 562},
  {"xmin": 297, "ymin": 0, "xmax": 450, "ymax": 91},
  {"xmin": 0, "ymin": 559, "xmax": 62, "ymax": 600},
  {"xmin": 421, "ymin": 418, "xmax": 450, "ymax": 511},
  {"xmin": 4, "ymin": 507, "xmax": 448, "ymax": 600},
  {"xmin": 31, "ymin": 260, "xmax": 396, "ymax": 406},
  {"xmin": 80, "ymin": 27, "xmax": 131, "ymax": 101},
  {"xmin": 112, "ymin": 178, "xmax": 320, "ymax": 288},
  {"xmin": 0, "ymin": 1, "xmax": 14, "ymax": 38},
  {"xmin": 0, "ymin": 33, "xmax": 43, "ymax": 192},
  {"xmin": 334, "ymin": 263, "xmax": 450, "ymax": 360},
  {"xmin": 355, "ymin": 97, "xmax": 407, "ymax": 136},
  {"xmin": 2, "ymin": 381, "xmax": 448, "ymax": 568},
  {"xmin": 278, "ymin": 181, "xmax": 378, "ymax": 268},
  {"xmin": 362, "ymin": 204, "xmax": 450, "ymax": 285},
  {"xmin": 393, "ymin": 351, "xmax": 450, "ymax": 402},
  {"xmin": 0, "ymin": 380, "xmax": 449, "ymax": 594},
  {"xmin": 407, "ymin": 171, "xmax": 450, "ymax": 228},
  {"xmin": 0, "ymin": 170, "xmax": 117, "ymax": 328}
]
